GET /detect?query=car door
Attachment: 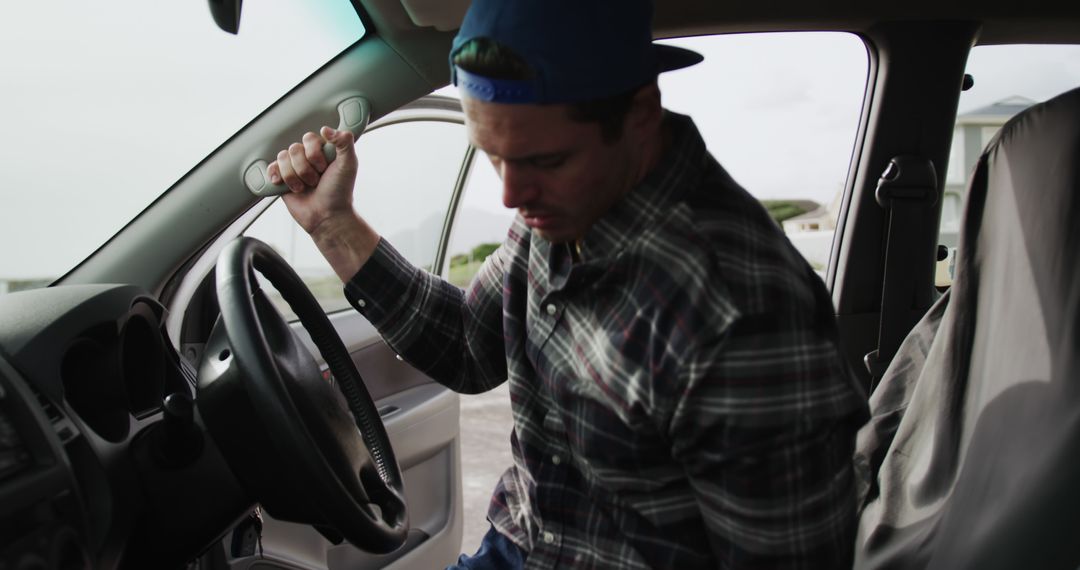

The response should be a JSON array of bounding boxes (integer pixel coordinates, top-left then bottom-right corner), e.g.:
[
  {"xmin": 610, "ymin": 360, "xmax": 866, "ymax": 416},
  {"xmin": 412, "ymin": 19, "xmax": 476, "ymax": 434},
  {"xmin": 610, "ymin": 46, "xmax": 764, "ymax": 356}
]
[{"xmin": 166, "ymin": 96, "xmax": 473, "ymax": 569}]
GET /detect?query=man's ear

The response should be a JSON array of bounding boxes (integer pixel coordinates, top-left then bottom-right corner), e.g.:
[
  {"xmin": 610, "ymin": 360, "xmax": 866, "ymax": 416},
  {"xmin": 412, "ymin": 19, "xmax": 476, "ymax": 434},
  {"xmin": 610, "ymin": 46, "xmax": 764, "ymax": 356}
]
[{"xmin": 626, "ymin": 81, "xmax": 663, "ymax": 136}]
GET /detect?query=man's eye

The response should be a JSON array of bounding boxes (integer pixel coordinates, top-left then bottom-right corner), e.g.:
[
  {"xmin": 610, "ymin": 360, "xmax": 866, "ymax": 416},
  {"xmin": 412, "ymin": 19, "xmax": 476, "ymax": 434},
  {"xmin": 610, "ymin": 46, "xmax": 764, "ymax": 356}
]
[{"xmin": 531, "ymin": 155, "xmax": 567, "ymax": 169}]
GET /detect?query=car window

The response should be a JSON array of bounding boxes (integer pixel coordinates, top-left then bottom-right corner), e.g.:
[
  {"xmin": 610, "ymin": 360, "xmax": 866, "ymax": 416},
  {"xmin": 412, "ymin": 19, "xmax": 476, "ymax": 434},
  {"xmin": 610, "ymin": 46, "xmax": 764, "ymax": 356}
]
[
  {"xmin": 245, "ymin": 119, "xmax": 469, "ymax": 320},
  {"xmin": 659, "ymin": 33, "xmax": 867, "ymax": 277},
  {"xmin": 936, "ymin": 44, "xmax": 1080, "ymax": 288},
  {"xmin": 444, "ymin": 32, "xmax": 869, "ymax": 283},
  {"xmin": 444, "ymin": 155, "xmax": 516, "ymax": 287},
  {"xmin": 0, "ymin": 0, "xmax": 364, "ymax": 297}
]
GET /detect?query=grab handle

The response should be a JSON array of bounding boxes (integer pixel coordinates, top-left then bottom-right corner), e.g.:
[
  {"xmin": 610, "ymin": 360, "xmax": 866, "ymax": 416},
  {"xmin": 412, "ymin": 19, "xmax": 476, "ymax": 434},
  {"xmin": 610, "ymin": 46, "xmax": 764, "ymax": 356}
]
[{"xmin": 244, "ymin": 96, "xmax": 371, "ymax": 198}]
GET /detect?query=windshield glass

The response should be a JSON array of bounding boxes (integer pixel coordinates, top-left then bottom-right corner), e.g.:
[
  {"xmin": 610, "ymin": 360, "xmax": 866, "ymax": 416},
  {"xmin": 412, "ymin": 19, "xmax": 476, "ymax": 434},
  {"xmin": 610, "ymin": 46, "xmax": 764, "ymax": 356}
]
[{"xmin": 0, "ymin": 0, "xmax": 365, "ymax": 295}]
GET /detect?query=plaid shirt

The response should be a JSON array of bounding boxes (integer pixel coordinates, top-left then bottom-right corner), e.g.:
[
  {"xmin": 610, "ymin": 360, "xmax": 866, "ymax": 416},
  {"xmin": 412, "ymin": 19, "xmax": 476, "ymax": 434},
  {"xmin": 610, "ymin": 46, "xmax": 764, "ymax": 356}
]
[{"xmin": 345, "ymin": 112, "xmax": 868, "ymax": 568}]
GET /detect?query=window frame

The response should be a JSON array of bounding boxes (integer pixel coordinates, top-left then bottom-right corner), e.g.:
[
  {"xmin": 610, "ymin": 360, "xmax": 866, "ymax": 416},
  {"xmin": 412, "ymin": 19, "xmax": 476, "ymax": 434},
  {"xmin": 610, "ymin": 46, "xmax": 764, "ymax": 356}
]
[{"xmin": 358, "ymin": 95, "xmax": 471, "ymax": 279}]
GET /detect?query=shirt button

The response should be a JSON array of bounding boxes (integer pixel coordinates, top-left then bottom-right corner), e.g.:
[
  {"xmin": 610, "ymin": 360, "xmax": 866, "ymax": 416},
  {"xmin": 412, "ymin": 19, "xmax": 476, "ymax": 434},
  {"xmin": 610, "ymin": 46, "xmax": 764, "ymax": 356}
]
[
  {"xmin": 551, "ymin": 455, "xmax": 562, "ymax": 465},
  {"xmin": 356, "ymin": 298, "xmax": 367, "ymax": 308},
  {"xmin": 545, "ymin": 303, "xmax": 557, "ymax": 316},
  {"xmin": 543, "ymin": 531, "xmax": 555, "ymax": 544}
]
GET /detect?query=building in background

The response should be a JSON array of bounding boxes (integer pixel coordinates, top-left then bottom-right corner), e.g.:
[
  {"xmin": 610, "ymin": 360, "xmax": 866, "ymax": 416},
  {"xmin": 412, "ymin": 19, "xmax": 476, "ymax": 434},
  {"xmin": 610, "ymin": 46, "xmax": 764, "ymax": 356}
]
[
  {"xmin": 776, "ymin": 194, "xmax": 837, "ymax": 274},
  {"xmin": 782, "ymin": 194, "xmax": 841, "ymax": 234}
]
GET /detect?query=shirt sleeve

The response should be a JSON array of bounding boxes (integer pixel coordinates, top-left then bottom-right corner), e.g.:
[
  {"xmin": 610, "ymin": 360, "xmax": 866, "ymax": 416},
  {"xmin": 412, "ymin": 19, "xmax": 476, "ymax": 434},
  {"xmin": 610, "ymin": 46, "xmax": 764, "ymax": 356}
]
[
  {"xmin": 343, "ymin": 237, "xmax": 509, "ymax": 394},
  {"xmin": 668, "ymin": 311, "xmax": 864, "ymax": 568}
]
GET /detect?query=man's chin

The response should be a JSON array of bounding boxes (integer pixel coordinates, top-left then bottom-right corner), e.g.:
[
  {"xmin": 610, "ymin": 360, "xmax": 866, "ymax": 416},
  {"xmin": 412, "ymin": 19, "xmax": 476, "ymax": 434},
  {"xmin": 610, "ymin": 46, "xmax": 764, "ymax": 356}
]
[
  {"xmin": 532, "ymin": 227, "xmax": 577, "ymax": 244},
  {"xmin": 522, "ymin": 215, "xmax": 582, "ymax": 244}
]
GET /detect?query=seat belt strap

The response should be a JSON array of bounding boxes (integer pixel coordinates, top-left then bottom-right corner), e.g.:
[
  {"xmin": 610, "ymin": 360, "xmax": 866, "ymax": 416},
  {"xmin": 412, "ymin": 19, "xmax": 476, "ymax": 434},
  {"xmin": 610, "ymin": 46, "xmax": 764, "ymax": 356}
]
[{"xmin": 864, "ymin": 156, "xmax": 937, "ymax": 393}]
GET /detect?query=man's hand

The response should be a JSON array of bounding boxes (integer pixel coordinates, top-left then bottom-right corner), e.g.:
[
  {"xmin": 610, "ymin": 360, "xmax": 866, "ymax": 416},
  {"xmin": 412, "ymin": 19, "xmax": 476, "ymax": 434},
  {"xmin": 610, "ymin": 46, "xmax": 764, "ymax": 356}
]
[
  {"xmin": 267, "ymin": 126, "xmax": 380, "ymax": 282},
  {"xmin": 268, "ymin": 126, "xmax": 358, "ymax": 237}
]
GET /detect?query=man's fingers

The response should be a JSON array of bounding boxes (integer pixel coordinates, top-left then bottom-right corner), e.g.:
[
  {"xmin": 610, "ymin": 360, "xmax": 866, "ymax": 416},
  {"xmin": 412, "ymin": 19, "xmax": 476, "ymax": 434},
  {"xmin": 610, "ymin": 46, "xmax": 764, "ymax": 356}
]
[
  {"xmin": 302, "ymin": 131, "xmax": 328, "ymax": 173},
  {"xmin": 276, "ymin": 149, "xmax": 305, "ymax": 193},
  {"xmin": 321, "ymin": 126, "xmax": 356, "ymax": 156},
  {"xmin": 267, "ymin": 161, "xmax": 281, "ymax": 185},
  {"xmin": 271, "ymin": 127, "xmax": 353, "ymax": 190},
  {"xmin": 288, "ymin": 142, "xmax": 320, "ymax": 188}
]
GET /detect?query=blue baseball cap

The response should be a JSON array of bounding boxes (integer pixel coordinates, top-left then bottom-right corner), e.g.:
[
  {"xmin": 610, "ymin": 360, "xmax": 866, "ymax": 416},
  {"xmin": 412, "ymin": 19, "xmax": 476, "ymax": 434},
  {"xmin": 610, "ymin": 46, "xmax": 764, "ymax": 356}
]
[{"xmin": 450, "ymin": 0, "xmax": 703, "ymax": 104}]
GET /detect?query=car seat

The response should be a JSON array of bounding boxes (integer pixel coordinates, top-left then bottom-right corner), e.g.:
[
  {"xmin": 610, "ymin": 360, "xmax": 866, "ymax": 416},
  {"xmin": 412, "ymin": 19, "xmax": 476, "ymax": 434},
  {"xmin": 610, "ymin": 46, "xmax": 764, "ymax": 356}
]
[{"xmin": 852, "ymin": 85, "xmax": 1080, "ymax": 569}]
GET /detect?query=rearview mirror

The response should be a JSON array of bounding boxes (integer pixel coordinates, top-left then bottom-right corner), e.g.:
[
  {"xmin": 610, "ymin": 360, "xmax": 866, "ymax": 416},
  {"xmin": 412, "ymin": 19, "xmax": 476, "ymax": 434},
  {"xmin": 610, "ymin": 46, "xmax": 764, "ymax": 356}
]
[{"xmin": 207, "ymin": 0, "xmax": 242, "ymax": 35}]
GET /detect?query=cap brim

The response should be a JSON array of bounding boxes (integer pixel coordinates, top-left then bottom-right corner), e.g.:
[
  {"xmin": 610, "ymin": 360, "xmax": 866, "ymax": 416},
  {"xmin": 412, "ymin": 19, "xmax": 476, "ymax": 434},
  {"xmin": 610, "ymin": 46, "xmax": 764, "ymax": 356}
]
[{"xmin": 655, "ymin": 44, "xmax": 704, "ymax": 73}]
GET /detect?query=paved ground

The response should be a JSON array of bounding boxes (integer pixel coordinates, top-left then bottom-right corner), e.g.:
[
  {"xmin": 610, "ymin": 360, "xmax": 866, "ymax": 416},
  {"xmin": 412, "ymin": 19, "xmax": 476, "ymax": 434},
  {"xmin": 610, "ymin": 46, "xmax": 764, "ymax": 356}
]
[{"xmin": 457, "ymin": 382, "xmax": 515, "ymax": 554}]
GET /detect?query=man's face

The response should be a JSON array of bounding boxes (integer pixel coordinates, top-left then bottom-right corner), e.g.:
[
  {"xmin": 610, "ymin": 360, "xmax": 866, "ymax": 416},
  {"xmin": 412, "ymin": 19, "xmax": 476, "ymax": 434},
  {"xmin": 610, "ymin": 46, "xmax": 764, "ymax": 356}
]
[{"xmin": 463, "ymin": 97, "xmax": 643, "ymax": 244}]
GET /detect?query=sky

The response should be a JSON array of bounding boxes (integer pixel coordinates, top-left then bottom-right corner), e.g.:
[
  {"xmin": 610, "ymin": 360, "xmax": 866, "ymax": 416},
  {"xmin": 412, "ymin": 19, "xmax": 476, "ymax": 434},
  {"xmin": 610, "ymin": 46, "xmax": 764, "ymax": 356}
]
[
  {"xmin": 2, "ymin": 3, "xmax": 1079, "ymax": 280},
  {"xmin": 0, "ymin": 0, "xmax": 364, "ymax": 279}
]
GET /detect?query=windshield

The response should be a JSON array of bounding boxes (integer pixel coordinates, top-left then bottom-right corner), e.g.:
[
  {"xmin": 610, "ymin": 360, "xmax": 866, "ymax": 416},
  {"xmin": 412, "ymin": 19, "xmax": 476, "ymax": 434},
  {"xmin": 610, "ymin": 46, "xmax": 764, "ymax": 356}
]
[{"xmin": 0, "ymin": 0, "xmax": 365, "ymax": 295}]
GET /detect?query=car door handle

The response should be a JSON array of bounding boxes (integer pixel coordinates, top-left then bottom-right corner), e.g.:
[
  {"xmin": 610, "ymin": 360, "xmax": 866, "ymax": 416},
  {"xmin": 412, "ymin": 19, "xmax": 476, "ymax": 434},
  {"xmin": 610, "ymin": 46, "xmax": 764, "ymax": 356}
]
[
  {"xmin": 377, "ymin": 405, "xmax": 401, "ymax": 419},
  {"xmin": 243, "ymin": 96, "xmax": 372, "ymax": 197}
]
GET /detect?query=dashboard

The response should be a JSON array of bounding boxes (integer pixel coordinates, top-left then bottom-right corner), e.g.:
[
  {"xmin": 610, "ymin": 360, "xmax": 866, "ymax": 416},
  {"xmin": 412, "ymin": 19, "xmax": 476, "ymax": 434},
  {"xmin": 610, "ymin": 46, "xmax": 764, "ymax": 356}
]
[{"xmin": 0, "ymin": 285, "xmax": 250, "ymax": 569}]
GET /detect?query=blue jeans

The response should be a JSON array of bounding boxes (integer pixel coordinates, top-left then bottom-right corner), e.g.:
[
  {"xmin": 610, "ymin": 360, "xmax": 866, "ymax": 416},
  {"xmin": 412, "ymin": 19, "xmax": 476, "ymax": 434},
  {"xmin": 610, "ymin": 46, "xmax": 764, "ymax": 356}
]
[{"xmin": 446, "ymin": 525, "xmax": 526, "ymax": 569}]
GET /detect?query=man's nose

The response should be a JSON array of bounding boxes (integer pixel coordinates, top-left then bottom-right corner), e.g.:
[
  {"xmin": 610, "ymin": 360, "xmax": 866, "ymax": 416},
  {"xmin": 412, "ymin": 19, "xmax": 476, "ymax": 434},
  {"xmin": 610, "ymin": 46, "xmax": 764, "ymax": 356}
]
[{"xmin": 500, "ymin": 163, "xmax": 538, "ymax": 209}]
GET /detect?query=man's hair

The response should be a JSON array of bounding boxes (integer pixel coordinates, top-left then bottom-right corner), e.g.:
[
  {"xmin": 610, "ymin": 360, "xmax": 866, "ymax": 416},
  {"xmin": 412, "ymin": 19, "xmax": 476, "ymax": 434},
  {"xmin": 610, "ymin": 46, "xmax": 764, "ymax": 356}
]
[{"xmin": 452, "ymin": 38, "xmax": 641, "ymax": 143}]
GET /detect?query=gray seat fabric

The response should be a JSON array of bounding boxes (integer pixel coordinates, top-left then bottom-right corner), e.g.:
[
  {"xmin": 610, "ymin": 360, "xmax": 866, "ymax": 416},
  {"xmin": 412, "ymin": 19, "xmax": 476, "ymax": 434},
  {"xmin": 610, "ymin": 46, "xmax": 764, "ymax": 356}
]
[{"xmin": 853, "ymin": 86, "xmax": 1080, "ymax": 569}]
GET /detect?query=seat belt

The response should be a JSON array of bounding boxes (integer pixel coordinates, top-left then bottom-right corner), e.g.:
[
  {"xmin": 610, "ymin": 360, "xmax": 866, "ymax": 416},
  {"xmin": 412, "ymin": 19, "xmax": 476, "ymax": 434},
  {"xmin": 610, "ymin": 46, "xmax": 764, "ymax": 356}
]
[{"xmin": 864, "ymin": 156, "xmax": 937, "ymax": 393}]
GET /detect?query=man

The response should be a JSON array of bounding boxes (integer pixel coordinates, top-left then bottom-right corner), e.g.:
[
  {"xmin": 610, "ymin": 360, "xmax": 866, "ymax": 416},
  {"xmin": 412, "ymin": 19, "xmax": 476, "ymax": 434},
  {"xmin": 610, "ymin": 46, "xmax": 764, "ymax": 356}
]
[{"xmin": 268, "ymin": 0, "xmax": 868, "ymax": 567}]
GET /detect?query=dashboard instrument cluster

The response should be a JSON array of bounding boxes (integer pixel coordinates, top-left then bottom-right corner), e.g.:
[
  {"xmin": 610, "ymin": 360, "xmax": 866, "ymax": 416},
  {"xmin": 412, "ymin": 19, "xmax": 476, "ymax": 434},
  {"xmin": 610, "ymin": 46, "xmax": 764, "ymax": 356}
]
[{"xmin": 0, "ymin": 285, "xmax": 199, "ymax": 569}]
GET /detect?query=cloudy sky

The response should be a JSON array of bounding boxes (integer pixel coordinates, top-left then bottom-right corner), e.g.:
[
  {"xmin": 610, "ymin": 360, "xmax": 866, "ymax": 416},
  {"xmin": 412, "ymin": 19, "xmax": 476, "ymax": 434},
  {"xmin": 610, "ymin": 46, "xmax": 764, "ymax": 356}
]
[{"xmin": 2, "ymin": 1, "xmax": 1079, "ymax": 281}]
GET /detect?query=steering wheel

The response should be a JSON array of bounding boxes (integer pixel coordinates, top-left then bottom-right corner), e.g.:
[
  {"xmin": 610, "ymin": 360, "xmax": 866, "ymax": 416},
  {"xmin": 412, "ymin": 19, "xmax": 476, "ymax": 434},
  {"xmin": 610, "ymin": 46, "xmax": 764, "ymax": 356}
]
[{"xmin": 197, "ymin": 236, "xmax": 407, "ymax": 553}]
